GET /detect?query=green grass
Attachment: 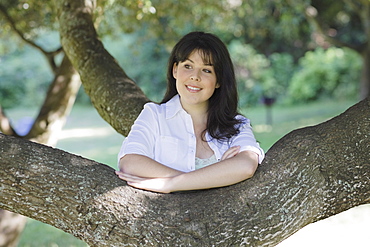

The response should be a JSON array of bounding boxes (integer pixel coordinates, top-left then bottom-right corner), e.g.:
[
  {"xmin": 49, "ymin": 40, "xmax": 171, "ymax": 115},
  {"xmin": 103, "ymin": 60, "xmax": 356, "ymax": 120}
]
[
  {"xmin": 5, "ymin": 98, "xmax": 358, "ymax": 246},
  {"xmin": 241, "ymin": 99, "xmax": 358, "ymax": 151},
  {"xmin": 18, "ymin": 219, "xmax": 87, "ymax": 247}
]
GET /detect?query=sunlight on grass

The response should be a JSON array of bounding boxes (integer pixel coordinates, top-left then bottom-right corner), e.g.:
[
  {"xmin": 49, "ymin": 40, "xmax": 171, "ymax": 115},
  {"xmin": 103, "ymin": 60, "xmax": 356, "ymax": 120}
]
[
  {"xmin": 278, "ymin": 204, "xmax": 370, "ymax": 247},
  {"xmin": 58, "ymin": 127, "xmax": 114, "ymax": 139},
  {"xmin": 18, "ymin": 219, "xmax": 87, "ymax": 247}
]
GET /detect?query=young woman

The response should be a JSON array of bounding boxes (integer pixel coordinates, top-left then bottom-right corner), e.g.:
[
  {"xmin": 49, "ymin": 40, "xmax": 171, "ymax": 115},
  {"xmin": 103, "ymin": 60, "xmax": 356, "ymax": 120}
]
[{"xmin": 116, "ymin": 31, "xmax": 264, "ymax": 193}]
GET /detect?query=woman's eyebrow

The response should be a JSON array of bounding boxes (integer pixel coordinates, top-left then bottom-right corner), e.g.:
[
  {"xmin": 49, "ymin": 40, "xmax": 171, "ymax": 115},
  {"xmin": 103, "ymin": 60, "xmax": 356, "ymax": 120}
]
[{"xmin": 185, "ymin": 58, "xmax": 213, "ymax": 66}]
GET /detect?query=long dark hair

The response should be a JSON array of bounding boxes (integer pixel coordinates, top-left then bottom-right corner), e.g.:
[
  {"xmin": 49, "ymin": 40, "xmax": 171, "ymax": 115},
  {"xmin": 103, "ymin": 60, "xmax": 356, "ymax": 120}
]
[{"xmin": 161, "ymin": 31, "xmax": 242, "ymax": 141}]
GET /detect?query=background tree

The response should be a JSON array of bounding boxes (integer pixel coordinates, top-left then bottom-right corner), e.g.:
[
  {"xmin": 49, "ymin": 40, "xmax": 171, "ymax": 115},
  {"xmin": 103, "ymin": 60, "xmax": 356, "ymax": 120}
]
[
  {"xmin": 104, "ymin": 0, "xmax": 366, "ymax": 102},
  {"xmin": 0, "ymin": 1, "xmax": 81, "ymax": 246},
  {"xmin": 283, "ymin": 0, "xmax": 370, "ymax": 100}
]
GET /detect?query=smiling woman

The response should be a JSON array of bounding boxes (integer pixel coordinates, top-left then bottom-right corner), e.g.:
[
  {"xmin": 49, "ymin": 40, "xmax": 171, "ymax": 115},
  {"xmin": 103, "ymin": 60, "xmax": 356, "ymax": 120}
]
[
  {"xmin": 115, "ymin": 32, "xmax": 264, "ymax": 193},
  {"xmin": 173, "ymin": 50, "xmax": 219, "ymax": 113}
]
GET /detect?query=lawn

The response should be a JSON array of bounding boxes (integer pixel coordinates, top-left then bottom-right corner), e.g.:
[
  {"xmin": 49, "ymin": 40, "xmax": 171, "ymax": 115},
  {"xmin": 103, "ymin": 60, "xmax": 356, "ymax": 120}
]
[{"xmin": 5, "ymin": 98, "xmax": 369, "ymax": 246}]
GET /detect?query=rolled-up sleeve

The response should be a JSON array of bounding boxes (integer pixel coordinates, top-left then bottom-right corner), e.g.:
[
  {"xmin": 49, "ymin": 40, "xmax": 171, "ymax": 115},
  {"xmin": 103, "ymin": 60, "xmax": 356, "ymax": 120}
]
[
  {"xmin": 232, "ymin": 117, "xmax": 265, "ymax": 164},
  {"xmin": 117, "ymin": 103, "xmax": 158, "ymax": 164}
]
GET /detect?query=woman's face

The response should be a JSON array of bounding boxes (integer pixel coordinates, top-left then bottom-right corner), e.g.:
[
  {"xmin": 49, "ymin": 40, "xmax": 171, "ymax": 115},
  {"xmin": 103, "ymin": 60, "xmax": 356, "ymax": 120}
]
[{"xmin": 172, "ymin": 50, "xmax": 219, "ymax": 111}]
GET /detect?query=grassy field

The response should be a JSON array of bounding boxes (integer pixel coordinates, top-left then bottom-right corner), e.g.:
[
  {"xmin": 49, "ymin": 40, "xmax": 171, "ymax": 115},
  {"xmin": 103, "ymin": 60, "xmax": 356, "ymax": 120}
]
[{"xmin": 5, "ymin": 98, "xmax": 369, "ymax": 246}]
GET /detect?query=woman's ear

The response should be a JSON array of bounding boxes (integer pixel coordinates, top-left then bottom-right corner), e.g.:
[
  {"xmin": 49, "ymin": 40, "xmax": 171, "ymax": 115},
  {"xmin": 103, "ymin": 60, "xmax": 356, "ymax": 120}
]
[
  {"xmin": 215, "ymin": 82, "xmax": 220, "ymax": 89},
  {"xmin": 172, "ymin": 63, "xmax": 178, "ymax": 79}
]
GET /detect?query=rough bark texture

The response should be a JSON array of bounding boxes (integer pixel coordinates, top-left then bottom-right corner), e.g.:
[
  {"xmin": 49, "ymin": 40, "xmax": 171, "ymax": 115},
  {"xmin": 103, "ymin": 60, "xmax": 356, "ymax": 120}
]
[
  {"xmin": 0, "ymin": 53, "xmax": 81, "ymax": 247},
  {"xmin": 0, "ymin": 97, "xmax": 369, "ymax": 246},
  {"xmin": 0, "ymin": 54, "xmax": 80, "ymax": 247},
  {"xmin": 58, "ymin": 0, "xmax": 149, "ymax": 136}
]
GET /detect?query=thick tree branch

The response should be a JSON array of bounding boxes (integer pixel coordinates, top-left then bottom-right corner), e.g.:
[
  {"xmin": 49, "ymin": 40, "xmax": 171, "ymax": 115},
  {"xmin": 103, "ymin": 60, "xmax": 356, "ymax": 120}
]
[
  {"xmin": 0, "ymin": 97, "xmax": 369, "ymax": 246},
  {"xmin": 57, "ymin": 0, "xmax": 149, "ymax": 136}
]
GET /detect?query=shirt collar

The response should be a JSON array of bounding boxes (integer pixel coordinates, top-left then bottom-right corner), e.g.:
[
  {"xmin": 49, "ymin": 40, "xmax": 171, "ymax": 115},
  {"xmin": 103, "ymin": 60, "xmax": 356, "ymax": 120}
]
[{"xmin": 165, "ymin": 94, "xmax": 184, "ymax": 119}]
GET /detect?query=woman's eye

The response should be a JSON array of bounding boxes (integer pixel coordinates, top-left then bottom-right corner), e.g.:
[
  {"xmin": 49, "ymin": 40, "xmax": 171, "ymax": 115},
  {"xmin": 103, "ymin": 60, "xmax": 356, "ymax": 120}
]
[
  {"xmin": 184, "ymin": 64, "xmax": 191, "ymax": 69},
  {"xmin": 203, "ymin": 69, "xmax": 212, "ymax": 73}
]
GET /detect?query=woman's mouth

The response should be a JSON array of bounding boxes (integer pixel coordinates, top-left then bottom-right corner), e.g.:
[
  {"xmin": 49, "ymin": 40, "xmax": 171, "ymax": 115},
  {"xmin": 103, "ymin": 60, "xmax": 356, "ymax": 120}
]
[{"xmin": 186, "ymin": 85, "xmax": 201, "ymax": 92}]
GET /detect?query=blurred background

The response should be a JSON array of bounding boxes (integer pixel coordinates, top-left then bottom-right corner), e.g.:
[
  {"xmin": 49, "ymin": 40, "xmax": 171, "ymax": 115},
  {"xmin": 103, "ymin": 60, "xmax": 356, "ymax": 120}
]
[{"xmin": 1, "ymin": 0, "xmax": 369, "ymax": 246}]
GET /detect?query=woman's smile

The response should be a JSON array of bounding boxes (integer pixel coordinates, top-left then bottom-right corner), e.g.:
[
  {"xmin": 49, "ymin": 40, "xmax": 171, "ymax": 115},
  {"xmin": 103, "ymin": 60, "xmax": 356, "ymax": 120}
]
[
  {"xmin": 172, "ymin": 50, "xmax": 219, "ymax": 111},
  {"xmin": 186, "ymin": 85, "xmax": 202, "ymax": 92}
]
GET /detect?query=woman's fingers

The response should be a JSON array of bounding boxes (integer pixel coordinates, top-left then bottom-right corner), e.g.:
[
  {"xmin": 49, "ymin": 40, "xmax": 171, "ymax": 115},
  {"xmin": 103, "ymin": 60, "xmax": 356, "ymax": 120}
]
[
  {"xmin": 221, "ymin": 146, "xmax": 241, "ymax": 161},
  {"xmin": 115, "ymin": 170, "xmax": 172, "ymax": 193},
  {"xmin": 115, "ymin": 171, "xmax": 144, "ymax": 182}
]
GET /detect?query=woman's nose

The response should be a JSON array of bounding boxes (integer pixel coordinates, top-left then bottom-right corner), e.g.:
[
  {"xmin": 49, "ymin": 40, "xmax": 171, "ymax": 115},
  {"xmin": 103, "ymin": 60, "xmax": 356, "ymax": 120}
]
[{"xmin": 190, "ymin": 70, "xmax": 201, "ymax": 81}]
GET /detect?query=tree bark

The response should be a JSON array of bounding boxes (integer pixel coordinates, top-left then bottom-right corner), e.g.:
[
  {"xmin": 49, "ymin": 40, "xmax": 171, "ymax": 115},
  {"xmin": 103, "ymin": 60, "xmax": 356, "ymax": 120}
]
[
  {"xmin": 0, "ymin": 54, "xmax": 80, "ymax": 247},
  {"xmin": 0, "ymin": 96, "xmax": 369, "ymax": 246},
  {"xmin": 57, "ymin": 0, "xmax": 149, "ymax": 137},
  {"xmin": 0, "ymin": 4, "xmax": 81, "ymax": 242}
]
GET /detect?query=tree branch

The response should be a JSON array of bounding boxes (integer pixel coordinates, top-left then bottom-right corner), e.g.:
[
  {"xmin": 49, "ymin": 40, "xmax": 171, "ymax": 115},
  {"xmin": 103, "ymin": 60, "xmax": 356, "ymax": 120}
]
[
  {"xmin": 24, "ymin": 55, "xmax": 81, "ymax": 146},
  {"xmin": 304, "ymin": 5, "xmax": 363, "ymax": 52},
  {"xmin": 0, "ymin": 97, "xmax": 369, "ymax": 246},
  {"xmin": 0, "ymin": 3, "xmax": 63, "ymax": 74},
  {"xmin": 57, "ymin": 0, "xmax": 149, "ymax": 136},
  {"xmin": 0, "ymin": 106, "xmax": 19, "ymax": 137}
]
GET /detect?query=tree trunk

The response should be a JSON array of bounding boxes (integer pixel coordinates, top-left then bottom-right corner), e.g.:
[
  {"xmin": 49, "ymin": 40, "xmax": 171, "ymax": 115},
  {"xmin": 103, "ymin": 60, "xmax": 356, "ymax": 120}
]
[
  {"xmin": 0, "ymin": 54, "xmax": 80, "ymax": 246},
  {"xmin": 25, "ymin": 54, "xmax": 81, "ymax": 146},
  {"xmin": 0, "ymin": 96, "xmax": 369, "ymax": 246},
  {"xmin": 0, "ymin": 211, "xmax": 27, "ymax": 247}
]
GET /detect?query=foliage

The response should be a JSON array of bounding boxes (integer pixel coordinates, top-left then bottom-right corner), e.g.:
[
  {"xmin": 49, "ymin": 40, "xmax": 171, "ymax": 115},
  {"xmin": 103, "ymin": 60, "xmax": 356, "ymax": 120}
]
[
  {"xmin": 288, "ymin": 47, "xmax": 361, "ymax": 102},
  {"xmin": 229, "ymin": 40, "xmax": 296, "ymax": 106},
  {"xmin": 229, "ymin": 40, "xmax": 269, "ymax": 106},
  {"xmin": 0, "ymin": 0, "xmax": 366, "ymax": 109},
  {"xmin": 0, "ymin": 0, "xmax": 59, "ymax": 41},
  {"xmin": 309, "ymin": 0, "xmax": 367, "ymax": 46},
  {"xmin": 1, "ymin": 33, "xmax": 361, "ymax": 109},
  {"xmin": 0, "ymin": 43, "xmax": 52, "ymax": 108},
  {"xmin": 269, "ymin": 52, "xmax": 296, "ymax": 99},
  {"xmin": 104, "ymin": 31, "xmax": 169, "ymax": 102}
]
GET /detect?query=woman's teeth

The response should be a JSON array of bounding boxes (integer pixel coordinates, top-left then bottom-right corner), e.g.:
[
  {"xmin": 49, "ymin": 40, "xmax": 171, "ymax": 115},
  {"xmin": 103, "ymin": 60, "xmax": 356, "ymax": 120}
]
[{"xmin": 187, "ymin": 85, "xmax": 201, "ymax": 91}]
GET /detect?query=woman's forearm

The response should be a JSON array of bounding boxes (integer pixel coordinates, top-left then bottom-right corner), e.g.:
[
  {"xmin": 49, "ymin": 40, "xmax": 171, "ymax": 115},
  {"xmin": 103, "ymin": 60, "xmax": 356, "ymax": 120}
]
[
  {"xmin": 117, "ymin": 151, "xmax": 258, "ymax": 193},
  {"xmin": 169, "ymin": 151, "xmax": 258, "ymax": 192},
  {"xmin": 119, "ymin": 154, "xmax": 184, "ymax": 178}
]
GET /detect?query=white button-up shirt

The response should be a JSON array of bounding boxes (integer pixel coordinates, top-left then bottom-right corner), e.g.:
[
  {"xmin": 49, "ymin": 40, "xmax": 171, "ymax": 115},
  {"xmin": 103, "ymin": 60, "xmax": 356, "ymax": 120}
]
[{"xmin": 118, "ymin": 95, "xmax": 264, "ymax": 172}]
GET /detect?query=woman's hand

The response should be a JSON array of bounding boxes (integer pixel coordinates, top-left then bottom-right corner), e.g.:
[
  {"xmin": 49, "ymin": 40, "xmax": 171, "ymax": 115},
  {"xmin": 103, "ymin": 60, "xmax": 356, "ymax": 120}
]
[
  {"xmin": 116, "ymin": 147, "xmax": 257, "ymax": 194},
  {"xmin": 115, "ymin": 171, "xmax": 176, "ymax": 193},
  {"xmin": 221, "ymin": 146, "xmax": 241, "ymax": 161}
]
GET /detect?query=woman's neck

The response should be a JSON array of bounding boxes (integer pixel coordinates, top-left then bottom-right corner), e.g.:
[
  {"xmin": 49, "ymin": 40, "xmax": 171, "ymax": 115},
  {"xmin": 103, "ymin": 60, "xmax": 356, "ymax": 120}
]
[
  {"xmin": 184, "ymin": 105, "xmax": 208, "ymax": 127},
  {"xmin": 180, "ymin": 99, "xmax": 208, "ymax": 118}
]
